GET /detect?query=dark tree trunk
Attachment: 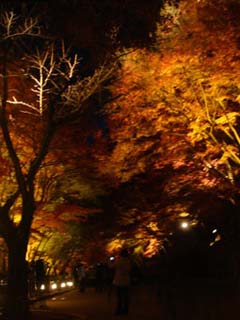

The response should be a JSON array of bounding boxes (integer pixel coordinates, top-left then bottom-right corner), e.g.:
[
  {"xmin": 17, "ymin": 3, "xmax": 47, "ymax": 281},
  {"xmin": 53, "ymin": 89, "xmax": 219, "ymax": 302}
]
[{"xmin": 4, "ymin": 237, "xmax": 29, "ymax": 320}]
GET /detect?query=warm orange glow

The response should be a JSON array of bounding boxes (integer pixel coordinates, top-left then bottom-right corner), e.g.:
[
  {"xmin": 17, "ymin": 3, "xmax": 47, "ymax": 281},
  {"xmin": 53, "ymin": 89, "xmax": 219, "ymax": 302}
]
[{"xmin": 179, "ymin": 212, "xmax": 190, "ymax": 218}]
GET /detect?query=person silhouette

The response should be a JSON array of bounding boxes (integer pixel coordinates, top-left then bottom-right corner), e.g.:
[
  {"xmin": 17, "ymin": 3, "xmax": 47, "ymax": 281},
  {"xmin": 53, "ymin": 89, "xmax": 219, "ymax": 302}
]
[{"xmin": 112, "ymin": 248, "xmax": 131, "ymax": 315}]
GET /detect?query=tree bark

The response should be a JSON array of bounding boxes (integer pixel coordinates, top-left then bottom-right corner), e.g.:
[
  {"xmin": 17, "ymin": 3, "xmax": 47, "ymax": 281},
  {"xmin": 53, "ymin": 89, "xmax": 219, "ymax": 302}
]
[{"xmin": 4, "ymin": 237, "xmax": 29, "ymax": 320}]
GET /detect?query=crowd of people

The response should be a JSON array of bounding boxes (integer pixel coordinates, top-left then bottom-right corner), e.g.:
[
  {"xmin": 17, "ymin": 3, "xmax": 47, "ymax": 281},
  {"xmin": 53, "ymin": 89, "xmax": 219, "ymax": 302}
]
[{"xmin": 72, "ymin": 248, "xmax": 138, "ymax": 316}]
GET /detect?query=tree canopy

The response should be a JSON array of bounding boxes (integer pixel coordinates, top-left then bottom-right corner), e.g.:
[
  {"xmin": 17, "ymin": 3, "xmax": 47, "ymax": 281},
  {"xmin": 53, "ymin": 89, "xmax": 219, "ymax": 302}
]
[
  {"xmin": 1, "ymin": 1, "xmax": 240, "ymax": 318},
  {"xmin": 95, "ymin": 0, "xmax": 240, "ymax": 256}
]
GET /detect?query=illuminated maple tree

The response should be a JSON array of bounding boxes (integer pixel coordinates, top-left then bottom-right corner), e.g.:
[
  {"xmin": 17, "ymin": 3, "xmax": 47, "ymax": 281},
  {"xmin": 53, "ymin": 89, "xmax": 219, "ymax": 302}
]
[
  {"xmin": 0, "ymin": 8, "xmax": 117, "ymax": 319},
  {"xmin": 99, "ymin": 0, "xmax": 240, "ymax": 256}
]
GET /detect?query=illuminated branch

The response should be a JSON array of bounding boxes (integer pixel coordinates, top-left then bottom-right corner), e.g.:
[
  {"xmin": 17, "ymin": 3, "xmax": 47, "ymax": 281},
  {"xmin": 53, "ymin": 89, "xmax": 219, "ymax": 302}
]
[
  {"xmin": 56, "ymin": 41, "xmax": 80, "ymax": 80},
  {"xmin": 0, "ymin": 11, "xmax": 40, "ymax": 40},
  {"xmin": 27, "ymin": 48, "xmax": 56, "ymax": 115},
  {"xmin": 58, "ymin": 60, "xmax": 118, "ymax": 121},
  {"xmin": 16, "ymin": 42, "xmax": 83, "ymax": 117},
  {"xmin": 7, "ymin": 96, "xmax": 39, "ymax": 115}
]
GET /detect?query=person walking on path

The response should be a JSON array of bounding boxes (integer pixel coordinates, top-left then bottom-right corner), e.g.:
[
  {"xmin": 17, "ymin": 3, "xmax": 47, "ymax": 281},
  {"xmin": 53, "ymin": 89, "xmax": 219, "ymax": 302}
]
[
  {"xmin": 112, "ymin": 248, "xmax": 132, "ymax": 316},
  {"xmin": 78, "ymin": 263, "xmax": 86, "ymax": 293}
]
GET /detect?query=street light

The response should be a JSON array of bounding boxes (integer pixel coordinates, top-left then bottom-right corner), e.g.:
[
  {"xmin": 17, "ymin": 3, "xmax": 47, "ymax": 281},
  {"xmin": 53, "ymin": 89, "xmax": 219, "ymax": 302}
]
[{"xmin": 180, "ymin": 221, "xmax": 189, "ymax": 229}]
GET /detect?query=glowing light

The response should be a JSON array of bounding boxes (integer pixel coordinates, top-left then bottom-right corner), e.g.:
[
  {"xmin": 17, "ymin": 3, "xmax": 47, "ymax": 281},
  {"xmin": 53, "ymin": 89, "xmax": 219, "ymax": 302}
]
[
  {"xmin": 180, "ymin": 221, "xmax": 189, "ymax": 229},
  {"xmin": 212, "ymin": 229, "xmax": 217, "ymax": 234},
  {"xmin": 40, "ymin": 284, "xmax": 45, "ymax": 290},
  {"xmin": 13, "ymin": 213, "xmax": 21, "ymax": 224},
  {"xmin": 210, "ymin": 234, "xmax": 221, "ymax": 246},
  {"xmin": 60, "ymin": 282, "xmax": 66, "ymax": 288},
  {"xmin": 51, "ymin": 283, "xmax": 57, "ymax": 290},
  {"xmin": 179, "ymin": 212, "xmax": 190, "ymax": 218},
  {"xmin": 66, "ymin": 281, "xmax": 73, "ymax": 287}
]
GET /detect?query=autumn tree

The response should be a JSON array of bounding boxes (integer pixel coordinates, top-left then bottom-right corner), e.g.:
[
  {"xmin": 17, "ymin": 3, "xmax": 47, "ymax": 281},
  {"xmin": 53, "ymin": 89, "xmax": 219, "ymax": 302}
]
[
  {"xmin": 0, "ymin": 9, "xmax": 117, "ymax": 319},
  {"xmin": 25, "ymin": 121, "xmax": 110, "ymax": 269},
  {"xmin": 98, "ymin": 0, "xmax": 240, "ymax": 256}
]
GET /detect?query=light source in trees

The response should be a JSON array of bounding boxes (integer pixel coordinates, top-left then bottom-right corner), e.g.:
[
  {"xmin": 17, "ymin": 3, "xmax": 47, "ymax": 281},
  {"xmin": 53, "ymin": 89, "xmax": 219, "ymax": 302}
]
[{"xmin": 180, "ymin": 221, "xmax": 189, "ymax": 229}]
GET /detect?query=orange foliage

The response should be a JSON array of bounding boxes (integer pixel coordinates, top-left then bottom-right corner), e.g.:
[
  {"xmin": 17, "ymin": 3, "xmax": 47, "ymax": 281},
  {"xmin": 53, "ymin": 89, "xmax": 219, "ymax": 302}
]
[
  {"xmin": 101, "ymin": 0, "xmax": 240, "ymax": 188},
  {"xmin": 100, "ymin": 0, "xmax": 240, "ymax": 256}
]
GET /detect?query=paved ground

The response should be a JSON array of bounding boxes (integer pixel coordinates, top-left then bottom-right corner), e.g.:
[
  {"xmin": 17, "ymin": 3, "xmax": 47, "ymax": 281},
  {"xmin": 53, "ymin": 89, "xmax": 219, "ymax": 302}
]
[
  {"xmin": 29, "ymin": 279, "xmax": 240, "ymax": 320},
  {"xmin": 30, "ymin": 284, "xmax": 162, "ymax": 320}
]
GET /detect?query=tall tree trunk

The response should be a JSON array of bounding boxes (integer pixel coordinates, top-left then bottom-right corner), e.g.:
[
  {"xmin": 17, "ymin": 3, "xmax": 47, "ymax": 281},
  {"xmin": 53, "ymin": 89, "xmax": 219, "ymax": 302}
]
[{"xmin": 5, "ymin": 237, "xmax": 29, "ymax": 320}]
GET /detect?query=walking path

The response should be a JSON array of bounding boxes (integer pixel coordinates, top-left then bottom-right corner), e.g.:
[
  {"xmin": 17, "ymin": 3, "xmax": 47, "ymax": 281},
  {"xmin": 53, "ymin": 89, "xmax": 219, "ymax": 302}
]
[
  {"xmin": 30, "ymin": 279, "xmax": 240, "ymax": 320},
  {"xmin": 30, "ymin": 283, "xmax": 162, "ymax": 320}
]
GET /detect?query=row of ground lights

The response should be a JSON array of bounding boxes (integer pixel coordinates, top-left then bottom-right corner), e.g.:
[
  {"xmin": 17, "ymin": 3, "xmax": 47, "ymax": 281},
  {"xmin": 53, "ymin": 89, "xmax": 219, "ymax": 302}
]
[{"xmin": 40, "ymin": 281, "xmax": 74, "ymax": 291}]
